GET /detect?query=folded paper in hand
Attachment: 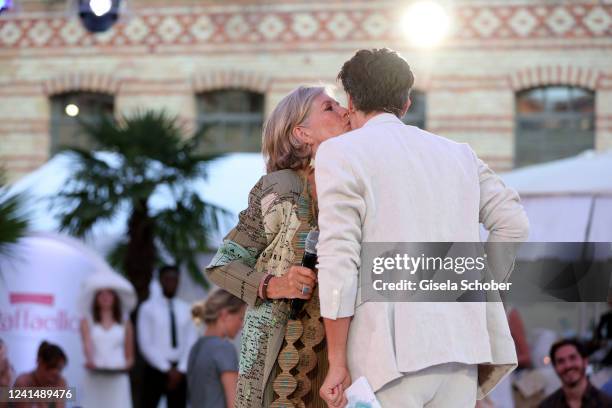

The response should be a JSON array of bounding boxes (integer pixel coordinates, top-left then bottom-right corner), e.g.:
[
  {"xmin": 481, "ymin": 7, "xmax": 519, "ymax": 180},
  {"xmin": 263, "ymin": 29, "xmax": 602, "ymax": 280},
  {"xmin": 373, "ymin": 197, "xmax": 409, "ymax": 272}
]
[{"xmin": 345, "ymin": 376, "xmax": 382, "ymax": 408}]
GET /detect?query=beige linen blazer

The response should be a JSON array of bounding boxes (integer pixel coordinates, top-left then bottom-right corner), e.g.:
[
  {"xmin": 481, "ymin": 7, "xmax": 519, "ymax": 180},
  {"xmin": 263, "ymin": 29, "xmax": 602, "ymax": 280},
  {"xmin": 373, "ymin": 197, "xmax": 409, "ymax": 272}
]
[{"xmin": 314, "ymin": 113, "xmax": 529, "ymax": 399}]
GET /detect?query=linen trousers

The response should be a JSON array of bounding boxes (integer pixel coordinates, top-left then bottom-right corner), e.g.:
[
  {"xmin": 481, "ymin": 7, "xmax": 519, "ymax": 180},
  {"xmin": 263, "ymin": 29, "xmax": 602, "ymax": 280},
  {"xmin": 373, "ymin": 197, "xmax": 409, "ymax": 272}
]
[{"xmin": 375, "ymin": 363, "xmax": 478, "ymax": 408}]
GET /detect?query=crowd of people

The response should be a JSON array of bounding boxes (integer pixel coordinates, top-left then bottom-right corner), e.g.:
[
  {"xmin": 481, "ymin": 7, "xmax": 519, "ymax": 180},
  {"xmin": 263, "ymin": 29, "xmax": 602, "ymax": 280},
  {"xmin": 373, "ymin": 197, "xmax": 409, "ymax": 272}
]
[
  {"xmin": 3, "ymin": 316, "xmax": 612, "ymax": 408},
  {"xmin": 0, "ymin": 266, "xmax": 245, "ymax": 408},
  {"xmin": 5, "ymin": 325, "xmax": 612, "ymax": 407}
]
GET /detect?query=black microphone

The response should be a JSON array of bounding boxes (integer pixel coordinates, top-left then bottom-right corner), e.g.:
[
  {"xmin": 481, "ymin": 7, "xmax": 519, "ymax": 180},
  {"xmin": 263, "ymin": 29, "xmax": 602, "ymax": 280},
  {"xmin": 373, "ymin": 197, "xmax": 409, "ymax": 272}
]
[{"xmin": 289, "ymin": 230, "xmax": 319, "ymax": 320}]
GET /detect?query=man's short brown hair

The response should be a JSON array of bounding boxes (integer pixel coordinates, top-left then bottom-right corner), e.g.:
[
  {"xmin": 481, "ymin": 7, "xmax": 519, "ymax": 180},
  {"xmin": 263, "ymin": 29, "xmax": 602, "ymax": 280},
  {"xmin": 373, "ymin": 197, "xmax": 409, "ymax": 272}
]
[
  {"xmin": 550, "ymin": 338, "xmax": 587, "ymax": 366},
  {"xmin": 337, "ymin": 48, "xmax": 414, "ymax": 118}
]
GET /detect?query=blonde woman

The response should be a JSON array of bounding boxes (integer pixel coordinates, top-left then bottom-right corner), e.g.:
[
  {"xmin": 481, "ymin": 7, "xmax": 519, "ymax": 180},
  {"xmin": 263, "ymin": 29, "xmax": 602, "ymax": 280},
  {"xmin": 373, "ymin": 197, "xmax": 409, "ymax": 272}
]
[
  {"xmin": 205, "ymin": 85, "xmax": 350, "ymax": 407},
  {"xmin": 187, "ymin": 289, "xmax": 246, "ymax": 408}
]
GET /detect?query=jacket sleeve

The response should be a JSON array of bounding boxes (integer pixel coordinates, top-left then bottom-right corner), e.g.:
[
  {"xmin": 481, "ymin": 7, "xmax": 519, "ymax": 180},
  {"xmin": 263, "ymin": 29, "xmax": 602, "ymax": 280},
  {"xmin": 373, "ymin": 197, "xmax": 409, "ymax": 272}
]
[
  {"xmin": 315, "ymin": 141, "xmax": 366, "ymax": 319},
  {"xmin": 475, "ymin": 149, "xmax": 530, "ymax": 282},
  {"xmin": 204, "ymin": 177, "xmax": 269, "ymax": 307}
]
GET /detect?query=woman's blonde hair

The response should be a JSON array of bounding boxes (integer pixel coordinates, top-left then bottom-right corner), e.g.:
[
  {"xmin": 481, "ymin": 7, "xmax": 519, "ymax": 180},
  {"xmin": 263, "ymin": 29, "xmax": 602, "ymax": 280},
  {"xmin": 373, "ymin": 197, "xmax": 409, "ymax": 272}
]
[
  {"xmin": 262, "ymin": 85, "xmax": 327, "ymax": 173},
  {"xmin": 191, "ymin": 289, "xmax": 244, "ymax": 325}
]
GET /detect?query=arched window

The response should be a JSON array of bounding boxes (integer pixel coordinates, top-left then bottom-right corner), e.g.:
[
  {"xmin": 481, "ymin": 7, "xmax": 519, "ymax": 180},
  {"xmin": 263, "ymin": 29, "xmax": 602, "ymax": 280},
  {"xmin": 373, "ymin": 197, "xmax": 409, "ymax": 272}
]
[
  {"xmin": 515, "ymin": 86, "xmax": 594, "ymax": 168},
  {"xmin": 50, "ymin": 92, "xmax": 114, "ymax": 155},
  {"xmin": 402, "ymin": 90, "xmax": 426, "ymax": 129},
  {"xmin": 196, "ymin": 90, "xmax": 264, "ymax": 153}
]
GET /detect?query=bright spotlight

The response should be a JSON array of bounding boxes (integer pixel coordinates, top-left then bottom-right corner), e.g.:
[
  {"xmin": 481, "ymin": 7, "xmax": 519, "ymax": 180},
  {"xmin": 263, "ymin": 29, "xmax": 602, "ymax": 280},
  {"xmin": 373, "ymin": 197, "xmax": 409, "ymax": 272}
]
[
  {"xmin": 402, "ymin": 1, "xmax": 451, "ymax": 48},
  {"xmin": 65, "ymin": 104, "xmax": 80, "ymax": 117},
  {"xmin": 0, "ymin": 0, "xmax": 13, "ymax": 14},
  {"xmin": 89, "ymin": 0, "xmax": 112, "ymax": 17}
]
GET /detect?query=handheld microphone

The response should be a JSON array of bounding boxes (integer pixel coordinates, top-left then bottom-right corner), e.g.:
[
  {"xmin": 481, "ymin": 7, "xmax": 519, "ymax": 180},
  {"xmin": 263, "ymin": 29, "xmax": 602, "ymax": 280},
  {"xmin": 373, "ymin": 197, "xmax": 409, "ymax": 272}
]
[{"xmin": 289, "ymin": 230, "xmax": 319, "ymax": 320}]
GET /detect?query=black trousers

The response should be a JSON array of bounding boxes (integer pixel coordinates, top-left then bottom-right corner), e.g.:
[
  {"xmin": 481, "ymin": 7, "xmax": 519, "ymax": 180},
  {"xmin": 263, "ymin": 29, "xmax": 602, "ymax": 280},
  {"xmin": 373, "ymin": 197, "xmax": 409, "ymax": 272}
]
[{"xmin": 141, "ymin": 362, "xmax": 187, "ymax": 408}]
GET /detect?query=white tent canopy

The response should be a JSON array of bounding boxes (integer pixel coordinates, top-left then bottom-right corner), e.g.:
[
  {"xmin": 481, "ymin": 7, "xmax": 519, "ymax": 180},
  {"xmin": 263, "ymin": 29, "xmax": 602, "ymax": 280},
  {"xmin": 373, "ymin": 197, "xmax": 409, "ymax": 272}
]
[
  {"xmin": 4, "ymin": 152, "xmax": 266, "ymax": 303},
  {"xmin": 500, "ymin": 150, "xmax": 612, "ymax": 243},
  {"xmin": 6, "ymin": 151, "xmax": 266, "ymax": 254},
  {"xmin": 501, "ymin": 150, "xmax": 612, "ymax": 196},
  {"xmin": 500, "ymin": 151, "xmax": 612, "ymax": 339}
]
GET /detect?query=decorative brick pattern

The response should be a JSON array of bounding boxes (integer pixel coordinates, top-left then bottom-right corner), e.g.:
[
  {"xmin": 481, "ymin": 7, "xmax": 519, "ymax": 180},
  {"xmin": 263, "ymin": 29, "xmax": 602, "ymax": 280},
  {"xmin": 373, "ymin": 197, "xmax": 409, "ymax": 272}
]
[
  {"xmin": 192, "ymin": 70, "xmax": 272, "ymax": 94},
  {"xmin": 1, "ymin": 3, "xmax": 612, "ymax": 52},
  {"xmin": 42, "ymin": 72, "xmax": 121, "ymax": 96},
  {"xmin": 509, "ymin": 66, "xmax": 602, "ymax": 91},
  {"xmin": 2, "ymin": 0, "xmax": 612, "ymax": 181}
]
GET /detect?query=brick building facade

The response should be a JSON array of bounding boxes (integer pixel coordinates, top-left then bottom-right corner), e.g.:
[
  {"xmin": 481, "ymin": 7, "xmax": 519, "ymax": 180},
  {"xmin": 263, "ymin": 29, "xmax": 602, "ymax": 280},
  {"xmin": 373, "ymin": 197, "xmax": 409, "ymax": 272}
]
[{"xmin": 1, "ymin": 0, "xmax": 612, "ymax": 180}]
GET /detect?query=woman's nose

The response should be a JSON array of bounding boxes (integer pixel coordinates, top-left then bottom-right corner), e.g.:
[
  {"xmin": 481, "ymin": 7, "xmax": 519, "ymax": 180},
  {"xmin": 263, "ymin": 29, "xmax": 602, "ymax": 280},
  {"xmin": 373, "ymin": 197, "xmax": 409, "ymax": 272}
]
[{"xmin": 338, "ymin": 106, "xmax": 349, "ymax": 117}]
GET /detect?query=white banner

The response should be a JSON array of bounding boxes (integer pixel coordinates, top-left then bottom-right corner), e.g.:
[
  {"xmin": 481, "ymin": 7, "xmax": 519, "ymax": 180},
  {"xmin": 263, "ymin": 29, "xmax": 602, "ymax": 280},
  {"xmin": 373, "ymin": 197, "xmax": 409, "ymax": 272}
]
[{"xmin": 0, "ymin": 232, "xmax": 116, "ymax": 407}]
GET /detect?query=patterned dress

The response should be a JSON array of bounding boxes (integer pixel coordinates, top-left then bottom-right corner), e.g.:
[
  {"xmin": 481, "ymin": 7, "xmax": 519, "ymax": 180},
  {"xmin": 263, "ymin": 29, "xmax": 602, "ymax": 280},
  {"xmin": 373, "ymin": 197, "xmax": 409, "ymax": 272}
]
[{"xmin": 206, "ymin": 169, "xmax": 328, "ymax": 408}]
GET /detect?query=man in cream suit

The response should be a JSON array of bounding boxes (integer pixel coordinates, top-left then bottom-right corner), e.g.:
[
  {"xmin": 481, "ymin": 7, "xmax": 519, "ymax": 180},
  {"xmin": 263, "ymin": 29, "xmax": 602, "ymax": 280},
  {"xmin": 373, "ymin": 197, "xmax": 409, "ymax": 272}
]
[{"xmin": 316, "ymin": 48, "xmax": 529, "ymax": 407}]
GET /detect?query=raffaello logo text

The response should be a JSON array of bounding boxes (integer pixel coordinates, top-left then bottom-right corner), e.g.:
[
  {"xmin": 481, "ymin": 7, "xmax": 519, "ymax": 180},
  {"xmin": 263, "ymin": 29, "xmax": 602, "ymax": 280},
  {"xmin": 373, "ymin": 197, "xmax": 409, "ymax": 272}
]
[{"xmin": 0, "ymin": 292, "xmax": 80, "ymax": 333}]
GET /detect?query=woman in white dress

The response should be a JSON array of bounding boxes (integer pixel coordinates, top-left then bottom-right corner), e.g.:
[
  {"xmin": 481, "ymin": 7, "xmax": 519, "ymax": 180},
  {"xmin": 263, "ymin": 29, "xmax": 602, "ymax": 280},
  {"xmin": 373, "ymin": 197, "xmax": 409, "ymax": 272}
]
[{"xmin": 79, "ymin": 272, "xmax": 136, "ymax": 408}]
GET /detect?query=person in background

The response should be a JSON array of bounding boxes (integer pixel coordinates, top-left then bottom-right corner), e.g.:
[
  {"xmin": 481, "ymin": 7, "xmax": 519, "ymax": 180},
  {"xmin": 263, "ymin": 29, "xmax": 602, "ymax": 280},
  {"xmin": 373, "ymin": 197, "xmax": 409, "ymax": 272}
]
[
  {"xmin": 138, "ymin": 265, "xmax": 197, "ymax": 408},
  {"xmin": 539, "ymin": 339, "xmax": 612, "ymax": 408},
  {"xmin": 590, "ymin": 299, "xmax": 612, "ymax": 365},
  {"xmin": 12, "ymin": 341, "xmax": 68, "ymax": 408},
  {"xmin": 0, "ymin": 339, "xmax": 15, "ymax": 387},
  {"xmin": 80, "ymin": 287, "xmax": 135, "ymax": 408},
  {"xmin": 509, "ymin": 307, "xmax": 532, "ymax": 371},
  {"xmin": 187, "ymin": 289, "xmax": 245, "ymax": 408},
  {"xmin": 479, "ymin": 306, "xmax": 533, "ymax": 408}
]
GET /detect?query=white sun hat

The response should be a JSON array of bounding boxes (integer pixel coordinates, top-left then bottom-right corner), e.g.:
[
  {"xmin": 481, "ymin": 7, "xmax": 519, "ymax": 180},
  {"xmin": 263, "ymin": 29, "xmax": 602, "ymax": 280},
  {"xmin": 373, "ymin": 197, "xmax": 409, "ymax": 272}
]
[{"xmin": 78, "ymin": 271, "xmax": 137, "ymax": 318}]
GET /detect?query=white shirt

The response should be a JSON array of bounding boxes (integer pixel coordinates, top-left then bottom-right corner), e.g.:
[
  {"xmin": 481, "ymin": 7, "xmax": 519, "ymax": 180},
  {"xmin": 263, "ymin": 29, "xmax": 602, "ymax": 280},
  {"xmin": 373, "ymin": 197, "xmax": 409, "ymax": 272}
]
[
  {"xmin": 315, "ymin": 113, "xmax": 529, "ymax": 397},
  {"xmin": 137, "ymin": 295, "xmax": 197, "ymax": 373}
]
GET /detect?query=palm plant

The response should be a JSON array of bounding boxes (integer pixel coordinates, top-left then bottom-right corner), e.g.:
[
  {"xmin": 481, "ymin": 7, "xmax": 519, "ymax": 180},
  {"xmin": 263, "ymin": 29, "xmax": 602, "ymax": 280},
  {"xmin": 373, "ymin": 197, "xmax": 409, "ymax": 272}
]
[
  {"xmin": 0, "ymin": 168, "xmax": 29, "ymax": 256},
  {"xmin": 55, "ymin": 110, "xmax": 230, "ymax": 302}
]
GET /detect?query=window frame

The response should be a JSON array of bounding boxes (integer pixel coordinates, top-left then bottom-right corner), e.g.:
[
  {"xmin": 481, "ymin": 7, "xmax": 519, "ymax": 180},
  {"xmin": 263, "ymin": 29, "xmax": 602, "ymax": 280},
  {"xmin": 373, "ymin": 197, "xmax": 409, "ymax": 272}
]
[
  {"xmin": 514, "ymin": 85, "xmax": 595, "ymax": 168},
  {"xmin": 195, "ymin": 89, "xmax": 265, "ymax": 154},
  {"xmin": 49, "ymin": 91, "xmax": 115, "ymax": 155}
]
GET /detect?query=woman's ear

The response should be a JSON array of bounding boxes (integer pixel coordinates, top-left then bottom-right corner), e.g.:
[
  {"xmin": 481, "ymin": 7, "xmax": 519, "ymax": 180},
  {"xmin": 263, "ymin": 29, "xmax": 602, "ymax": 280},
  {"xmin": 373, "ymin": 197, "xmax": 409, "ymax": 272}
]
[{"xmin": 292, "ymin": 125, "xmax": 313, "ymax": 146}]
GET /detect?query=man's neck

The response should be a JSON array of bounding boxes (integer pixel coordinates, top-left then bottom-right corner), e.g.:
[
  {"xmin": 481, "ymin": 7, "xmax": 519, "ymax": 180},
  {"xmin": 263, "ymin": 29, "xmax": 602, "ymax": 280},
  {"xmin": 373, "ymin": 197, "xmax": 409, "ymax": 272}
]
[
  {"xmin": 564, "ymin": 377, "xmax": 589, "ymax": 404},
  {"xmin": 351, "ymin": 110, "xmax": 385, "ymax": 129}
]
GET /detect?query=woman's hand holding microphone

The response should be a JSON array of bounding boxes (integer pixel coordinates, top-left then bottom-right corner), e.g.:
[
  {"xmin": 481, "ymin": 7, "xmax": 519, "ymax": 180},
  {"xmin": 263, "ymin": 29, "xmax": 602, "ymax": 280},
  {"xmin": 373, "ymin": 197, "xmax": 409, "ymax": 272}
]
[{"xmin": 266, "ymin": 266, "xmax": 317, "ymax": 300}]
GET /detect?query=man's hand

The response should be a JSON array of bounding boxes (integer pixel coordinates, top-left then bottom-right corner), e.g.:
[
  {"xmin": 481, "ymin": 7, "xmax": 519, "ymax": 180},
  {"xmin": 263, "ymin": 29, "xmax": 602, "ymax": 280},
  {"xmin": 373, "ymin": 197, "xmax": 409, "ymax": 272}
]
[{"xmin": 319, "ymin": 364, "xmax": 351, "ymax": 408}]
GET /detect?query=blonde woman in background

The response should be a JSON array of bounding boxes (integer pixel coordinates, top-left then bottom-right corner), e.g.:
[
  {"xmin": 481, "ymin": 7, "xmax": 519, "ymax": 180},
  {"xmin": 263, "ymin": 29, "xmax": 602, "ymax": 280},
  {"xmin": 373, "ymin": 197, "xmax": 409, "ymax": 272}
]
[{"xmin": 187, "ymin": 289, "xmax": 246, "ymax": 408}]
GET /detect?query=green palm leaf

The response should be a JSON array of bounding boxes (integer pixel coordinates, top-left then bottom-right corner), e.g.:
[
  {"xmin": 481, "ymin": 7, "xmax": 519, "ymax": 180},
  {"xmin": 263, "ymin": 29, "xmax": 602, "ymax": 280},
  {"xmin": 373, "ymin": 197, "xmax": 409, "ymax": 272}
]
[
  {"xmin": 0, "ymin": 168, "xmax": 30, "ymax": 256},
  {"xmin": 55, "ymin": 110, "xmax": 230, "ymax": 301}
]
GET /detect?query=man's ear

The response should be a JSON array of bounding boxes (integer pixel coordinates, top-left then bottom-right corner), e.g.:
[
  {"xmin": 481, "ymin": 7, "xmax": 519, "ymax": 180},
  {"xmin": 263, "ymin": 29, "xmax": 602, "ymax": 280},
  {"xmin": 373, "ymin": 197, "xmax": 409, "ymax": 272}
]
[
  {"xmin": 347, "ymin": 94, "xmax": 355, "ymax": 113},
  {"xmin": 400, "ymin": 98, "xmax": 412, "ymax": 118}
]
